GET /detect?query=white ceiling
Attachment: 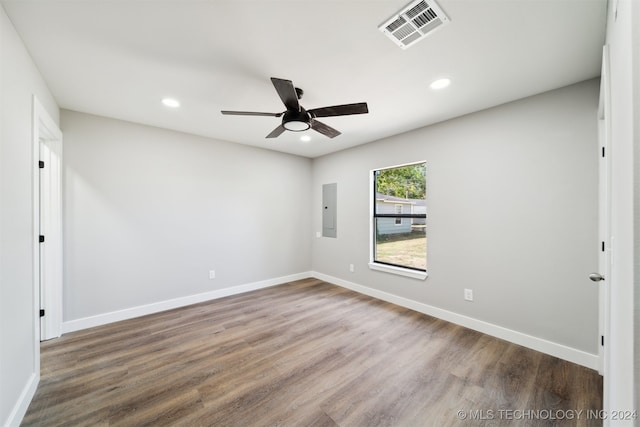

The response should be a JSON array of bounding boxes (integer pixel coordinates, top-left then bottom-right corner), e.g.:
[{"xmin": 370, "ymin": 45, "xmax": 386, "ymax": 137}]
[{"xmin": 2, "ymin": 0, "xmax": 606, "ymax": 158}]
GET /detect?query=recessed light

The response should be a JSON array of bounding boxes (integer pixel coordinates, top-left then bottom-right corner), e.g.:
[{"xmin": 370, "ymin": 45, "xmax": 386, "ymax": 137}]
[
  {"xmin": 162, "ymin": 98, "xmax": 180, "ymax": 108},
  {"xmin": 430, "ymin": 78, "xmax": 451, "ymax": 90},
  {"xmin": 300, "ymin": 135, "xmax": 311, "ymax": 142}
]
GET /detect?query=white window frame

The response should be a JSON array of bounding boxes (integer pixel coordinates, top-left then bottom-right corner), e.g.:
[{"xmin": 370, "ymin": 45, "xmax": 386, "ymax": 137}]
[{"xmin": 368, "ymin": 161, "xmax": 427, "ymax": 280}]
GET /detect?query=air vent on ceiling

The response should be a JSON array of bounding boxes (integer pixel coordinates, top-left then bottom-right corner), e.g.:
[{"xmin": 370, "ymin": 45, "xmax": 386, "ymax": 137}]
[{"xmin": 378, "ymin": 0, "xmax": 450, "ymax": 49}]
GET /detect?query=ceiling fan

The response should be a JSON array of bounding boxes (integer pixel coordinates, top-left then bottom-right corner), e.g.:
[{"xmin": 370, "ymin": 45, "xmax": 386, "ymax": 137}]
[{"xmin": 221, "ymin": 77, "xmax": 369, "ymax": 139}]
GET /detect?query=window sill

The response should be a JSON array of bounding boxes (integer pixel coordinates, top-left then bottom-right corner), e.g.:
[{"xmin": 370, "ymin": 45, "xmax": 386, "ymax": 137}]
[{"xmin": 368, "ymin": 262, "xmax": 428, "ymax": 280}]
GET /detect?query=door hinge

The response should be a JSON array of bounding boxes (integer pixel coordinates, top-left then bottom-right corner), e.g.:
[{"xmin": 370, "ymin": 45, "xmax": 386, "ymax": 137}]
[
  {"xmin": 602, "ymin": 241, "xmax": 605, "ymax": 252},
  {"xmin": 39, "ymin": 160, "xmax": 45, "ymax": 169},
  {"xmin": 40, "ymin": 309, "xmax": 45, "ymax": 317},
  {"xmin": 39, "ymin": 235, "xmax": 45, "ymax": 243},
  {"xmin": 602, "ymin": 147, "xmax": 605, "ymax": 158},
  {"xmin": 601, "ymin": 335, "xmax": 604, "ymax": 346}
]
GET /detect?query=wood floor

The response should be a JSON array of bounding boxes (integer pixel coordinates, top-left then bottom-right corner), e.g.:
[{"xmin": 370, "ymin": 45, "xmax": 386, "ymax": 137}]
[{"xmin": 23, "ymin": 278, "xmax": 602, "ymax": 427}]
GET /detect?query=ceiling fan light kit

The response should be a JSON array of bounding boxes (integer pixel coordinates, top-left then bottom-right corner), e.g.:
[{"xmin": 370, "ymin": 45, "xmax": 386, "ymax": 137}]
[
  {"xmin": 282, "ymin": 109, "xmax": 311, "ymax": 132},
  {"xmin": 221, "ymin": 77, "xmax": 368, "ymax": 139}
]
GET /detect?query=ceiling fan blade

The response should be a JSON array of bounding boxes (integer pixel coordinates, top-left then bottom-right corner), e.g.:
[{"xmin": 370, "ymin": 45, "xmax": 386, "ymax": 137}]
[
  {"xmin": 311, "ymin": 119, "xmax": 341, "ymax": 138},
  {"xmin": 271, "ymin": 77, "xmax": 301, "ymax": 112},
  {"xmin": 266, "ymin": 124, "xmax": 286, "ymax": 138},
  {"xmin": 308, "ymin": 102, "xmax": 369, "ymax": 118},
  {"xmin": 221, "ymin": 110, "xmax": 282, "ymax": 117}
]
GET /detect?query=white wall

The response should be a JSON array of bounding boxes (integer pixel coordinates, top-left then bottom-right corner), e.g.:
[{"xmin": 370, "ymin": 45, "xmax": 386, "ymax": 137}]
[
  {"xmin": 61, "ymin": 111, "xmax": 311, "ymax": 325},
  {"xmin": 603, "ymin": 0, "xmax": 637, "ymax": 423},
  {"xmin": 311, "ymin": 80, "xmax": 600, "ymax": 363},
  {"xmin": 0, "ymin": 5, "xmax": 59, "ymax": 426}
]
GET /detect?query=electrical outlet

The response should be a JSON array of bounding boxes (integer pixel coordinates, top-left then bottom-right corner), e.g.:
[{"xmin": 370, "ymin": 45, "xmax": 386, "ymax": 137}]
[
  {"xmin": 209, "ymin": 270, "xmax": 216, "ymax": 279},
  {"xmin": 464, "ymin": 288, "xmax": 473, "ymax": 301},
  {"xmin": 349, "ymin": 264, "xmax": 355, "ymax": 273}
]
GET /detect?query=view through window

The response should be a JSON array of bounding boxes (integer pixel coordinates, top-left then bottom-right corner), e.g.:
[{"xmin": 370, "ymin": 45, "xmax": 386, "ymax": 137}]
[{"xmin": 373, "ymin": 162, "xmax": 427, "ymax": 271}]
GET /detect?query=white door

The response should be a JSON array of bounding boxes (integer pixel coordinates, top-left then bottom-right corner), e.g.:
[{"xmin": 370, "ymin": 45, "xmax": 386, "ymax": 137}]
[
  {"xmin": 595, "ymin": 45, "xmax": 612, "ymax": 408},
  {"xmin": 35, "ymin": 99, "xmax": 63, "ymax": 341}
]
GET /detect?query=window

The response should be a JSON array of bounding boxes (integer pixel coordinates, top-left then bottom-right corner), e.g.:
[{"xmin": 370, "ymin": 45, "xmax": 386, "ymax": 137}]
[
  {"xmin": 370, "ymin": 162, "xmax": 427, "ymax": 279},
  {"xmin": 394, "ymin": 205, "xmax": 403, "ymax": 225}
]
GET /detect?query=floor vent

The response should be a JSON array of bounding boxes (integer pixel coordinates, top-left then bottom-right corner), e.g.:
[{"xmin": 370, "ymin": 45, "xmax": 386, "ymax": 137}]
[{"xmin": 378, "ymin": 0, "xmax": 450, "ymax": 49}]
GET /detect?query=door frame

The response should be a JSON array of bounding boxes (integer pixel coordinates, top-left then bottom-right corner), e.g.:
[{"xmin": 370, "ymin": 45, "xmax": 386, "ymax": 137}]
[{"xmin": 32, "ymin": 96, "xmax": 63, "ymax": 347}]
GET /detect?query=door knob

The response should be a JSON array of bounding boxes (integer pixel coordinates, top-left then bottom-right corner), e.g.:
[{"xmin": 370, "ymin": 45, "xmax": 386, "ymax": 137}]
[{"xmin": 589, "ymin": 273, "xmax": 605, "ymax": 282}]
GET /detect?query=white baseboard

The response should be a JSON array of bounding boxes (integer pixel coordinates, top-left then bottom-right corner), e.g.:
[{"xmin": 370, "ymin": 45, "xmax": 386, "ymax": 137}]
[
  {"xmin": 60, "ymin": 270, "xmax": 599, "ymax": 370},
  {"xmin": 5, "ymin": 372, "xmax": 38, "ymax": 427},
  {"xmin": 312, "ymin": 271, "xmax": 599, "ymax": 370},
  {"xmin": 62, "ymin": 272, "xmax": 312, "ymax": 334}
]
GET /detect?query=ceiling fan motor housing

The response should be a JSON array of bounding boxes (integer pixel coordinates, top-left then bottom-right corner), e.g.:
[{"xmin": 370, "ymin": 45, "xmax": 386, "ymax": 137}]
[{"xmin": 282, "ymin": 108, "xmax": 311, "ymax": 131}]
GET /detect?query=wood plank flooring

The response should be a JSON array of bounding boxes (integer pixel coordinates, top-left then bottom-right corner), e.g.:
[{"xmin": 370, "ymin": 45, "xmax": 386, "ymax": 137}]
[{"xmin": 22, "ymin": 278, "xmax": 602, "ymax": 426}]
